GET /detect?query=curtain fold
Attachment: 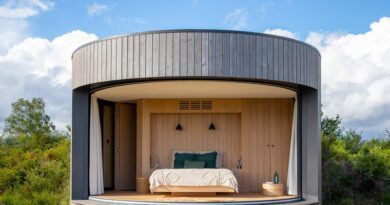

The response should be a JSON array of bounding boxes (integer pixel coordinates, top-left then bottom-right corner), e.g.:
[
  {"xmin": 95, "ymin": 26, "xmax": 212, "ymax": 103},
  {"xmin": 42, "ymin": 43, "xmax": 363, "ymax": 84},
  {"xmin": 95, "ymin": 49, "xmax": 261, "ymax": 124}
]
[
  {"xmin": 89, "ymin": 94, "xmax": 104, "ymax": 195},
  {"xmin": 287, "ymin": 97, "xmax": 298, "ymax": 195}
]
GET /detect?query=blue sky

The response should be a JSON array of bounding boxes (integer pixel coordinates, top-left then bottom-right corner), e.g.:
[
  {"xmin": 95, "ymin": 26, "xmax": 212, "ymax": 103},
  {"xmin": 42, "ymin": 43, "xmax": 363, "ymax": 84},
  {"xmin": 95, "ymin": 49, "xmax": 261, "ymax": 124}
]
[
  {"xmin": 1, "ymin": 0, "xmax": 390, "ymax": 138},
  {"xmin": 31, "ymin": 0, "xmax": 390, "ymax": 39}
]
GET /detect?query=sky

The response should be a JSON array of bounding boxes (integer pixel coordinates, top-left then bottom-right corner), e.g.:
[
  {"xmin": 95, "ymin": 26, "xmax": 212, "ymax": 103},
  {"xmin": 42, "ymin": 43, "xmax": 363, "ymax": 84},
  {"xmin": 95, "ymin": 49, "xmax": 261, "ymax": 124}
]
[{"xmin": 0, "ymin": 0, "xmax": 390, "ymax": 138}]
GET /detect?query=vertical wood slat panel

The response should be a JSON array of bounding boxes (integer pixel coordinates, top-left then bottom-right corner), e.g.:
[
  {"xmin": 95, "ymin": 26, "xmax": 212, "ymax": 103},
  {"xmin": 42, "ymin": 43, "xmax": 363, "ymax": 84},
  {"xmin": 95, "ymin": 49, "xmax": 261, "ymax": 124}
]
[
  {"xmin": 84, "ymin": 45, "xmax": 88, "ymax": 85},
  {"xmin": 133, "ymin": 35, "xmax": 140, "ymax": 78},
  {"xmin": 215, "ymin": 33, "xmax": 223, "ymax": 76},
  {"xmin": 273, "ymin": 38, "xmax": 279, "ymax": 80},
  {"xmin": 249, "ymin": 35, "xmax": 256, "ymax": 77},
  {"xmin": 243, "ymin": 35, "xmax": 250, "ymax": 78},
  {"xmin": 222, "ymin": 33, "xmax": 230, "ymax": 76},
  {"xmin": 77, "ymin": 48, "xmax": 81, "ymax": 86},
  {"xmin": 298, "ymin": 44, "xmax": 303, "ymax": 84},
  {"xmin": 127, "ymin": 36, "xmax": 134, "ymax": 78},
  {"xmin": 89, "ymin": 44, "xmax": 93, "ymax": 84},
  {"xmin": 116, "ymin": 37, "xmax": 122, "ymax": 79},
  {"xmin": 262, "ymin": 36, "xmax": 268, "ymax": 79},
  {"xmin": 187, "ymin": 32, "xmax": 195, "ymax": 76},
  {"xmin": 106, "ymin": 40, "xmax": 111, "ymax": 81},
  {"xmin": 180, "ymin": 32, "xmax": 188, "ymax": 76},
  {"xmin": 278, "ymin": 39, "xmax": 284, "ymax": 81},
  {"xmin": 146, "ymin": 34, "xmax": 153, "ymax": 77},
  {"xmin": 255, "ymin": 35, "xmax": 262, "ymax": 78},
  {"xmin": 102, "ymin": 40, "xmax": 107, "ymax": 82},
  {"xmin": 173, "ymin": 33, "xmax": 180, "ymax": 76},
  {"xmin": 150, "ymin": 113, "xmax": 241, "ymax": 170},
  {"xmin": 111, "ymin": 38, "xmax": 117, "ymax": 80},
  {"xmin": 93, "ymin": 43, "xmax": 98, "ymax": 83},
  {"xmin": 286, "ymin": 41, "xmax": 292, "ymax": 82},
  {"xmin": 283, "ymin": 40, "xmax": 288, "ymax": 81},
  {"xmin": 267, "ymin": 37, "xmax": 274, "ymax": 80},
  {"xmin": 304, "ymin": 46, "xmax": 307, "ymax": 85},
  {"xmin": 72, "ymin": 31, "xmax": 320, "ymax": 89},
  {"xmin": 97, "ymin": 41, "xmax": 102, "ymax": 82},
  {"xmin": 194, "ymin": 32, "xmax": 202, "ymax": 76},
  {"xmin": 122, "ymin": 37, "xmax": 128, "ymax": 79},
  {"xmin": 292, "ymin": 42, "xmax": 297, "ymax": 83},
  {"xmin": 152, "ymin": 33, "xmax": 159, "ymax": 77},
  {"xmin": 201, "ymin": 32, "xmax": 209, "ymax": 76},
  {"xmin": 229, "ymin": 34, "xmax": 237, "ymax": 77},
  {"xmin": 166, "ymin": 33, "xmax": 173, "ymax": 76},
  {"xmin": 139, "ymin": 35, "xmax": 146, "ymax": 77},
  {"xmin": 208, "ymin": 32, "xmax": 216, "ymax": 76},
  {"xmin": 159, "ymin": 33, "xmax": 166, "ymax": 77},
  {"xmin": 82, "ymin": 45, "xmax": 88, "ymax": 84},
  {"xmin": 236, "ymin": 34, "xmax": 244, "ymax": 77}
]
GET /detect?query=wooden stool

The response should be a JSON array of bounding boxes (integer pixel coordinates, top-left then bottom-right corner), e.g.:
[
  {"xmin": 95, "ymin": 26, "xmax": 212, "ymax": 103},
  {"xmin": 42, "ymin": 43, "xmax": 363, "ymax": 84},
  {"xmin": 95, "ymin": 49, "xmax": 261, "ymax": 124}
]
[
  {"xmin": 262, "ymin": 182, "xmax": 284, "ymax": 196},
  {"xmin": 136, "ymin": 177, "xmax": 150, "ymax": 193}
]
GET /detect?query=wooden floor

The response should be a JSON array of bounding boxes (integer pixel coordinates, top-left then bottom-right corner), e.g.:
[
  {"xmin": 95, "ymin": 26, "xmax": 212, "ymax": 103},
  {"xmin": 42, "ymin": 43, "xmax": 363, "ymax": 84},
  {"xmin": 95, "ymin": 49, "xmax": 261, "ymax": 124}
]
[{"xmin": 93, "ymin": 191, "xmax": 297, "ymax": 203}]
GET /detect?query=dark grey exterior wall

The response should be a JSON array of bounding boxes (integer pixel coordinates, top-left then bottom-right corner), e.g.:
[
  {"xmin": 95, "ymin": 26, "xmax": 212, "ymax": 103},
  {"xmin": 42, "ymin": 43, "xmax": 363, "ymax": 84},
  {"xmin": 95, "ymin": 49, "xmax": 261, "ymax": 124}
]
[
  {"xmin": 71, "ymin": 30, "xmax": 321, "ymax": 204},
  {"xmin": 72, "ymin": 30, "xmax": 320, "ymax": 90},
  {"xmin": 301, "ymin": 87, "xmax": 321, "ymax": 204},
  {"xmin": 71, "ymin": 88, "xmax": 89, "ymax": 199}
]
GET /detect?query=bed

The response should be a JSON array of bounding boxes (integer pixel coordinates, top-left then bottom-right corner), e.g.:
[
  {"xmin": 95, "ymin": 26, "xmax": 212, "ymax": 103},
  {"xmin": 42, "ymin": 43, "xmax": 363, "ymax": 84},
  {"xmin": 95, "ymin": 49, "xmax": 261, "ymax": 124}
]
[{"xmin": 149, "ymin": 151, "xmax": 239, "ymax": 195}]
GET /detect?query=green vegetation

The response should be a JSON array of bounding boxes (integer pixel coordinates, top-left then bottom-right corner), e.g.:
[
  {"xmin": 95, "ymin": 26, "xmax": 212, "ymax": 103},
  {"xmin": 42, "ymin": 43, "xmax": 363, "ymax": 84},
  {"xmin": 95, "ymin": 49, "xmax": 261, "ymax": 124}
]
[
  {"xmin": 322, "ymin": 115, "xmax": 390, "ymax": 204},
  {"xmin": 0, "ymin": 98, "xmax": 389, "ymax": 204},
  {"xmin": 0, "ymin": 98, "xmax": 70, "ymax": 205}
]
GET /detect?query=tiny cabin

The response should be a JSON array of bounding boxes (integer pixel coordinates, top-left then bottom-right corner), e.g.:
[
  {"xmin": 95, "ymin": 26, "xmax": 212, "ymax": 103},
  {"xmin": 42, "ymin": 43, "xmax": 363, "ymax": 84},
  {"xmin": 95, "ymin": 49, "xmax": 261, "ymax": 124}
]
[{"xmin": 71, "ymin": 30, "xmax": 321, "ymax": 204}]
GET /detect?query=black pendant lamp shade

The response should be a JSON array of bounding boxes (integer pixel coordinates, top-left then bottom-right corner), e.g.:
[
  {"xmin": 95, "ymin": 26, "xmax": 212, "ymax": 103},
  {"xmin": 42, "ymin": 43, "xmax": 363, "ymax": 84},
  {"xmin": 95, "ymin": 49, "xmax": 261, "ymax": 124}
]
[
  {"xmin": 176, "ymin": 123, "xmax": 183, "ymax": 130},
  {"xmin": 208, "ymin": 123, "xmax": 216, "ymax": 130},
  {"xmin": 209, "ymin": 114, "xmax": 216, "ymax": 130},
  {"xmin": 176, "ymin": 114, "xmax": 183, "ymax": 131}
]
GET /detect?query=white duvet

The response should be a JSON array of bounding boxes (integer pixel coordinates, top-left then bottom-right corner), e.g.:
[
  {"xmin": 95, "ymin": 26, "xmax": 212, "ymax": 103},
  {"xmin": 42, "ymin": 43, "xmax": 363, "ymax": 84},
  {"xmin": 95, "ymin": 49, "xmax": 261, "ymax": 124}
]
[{"xmin": 149, "ymin": 168, "xmax": 238, "ymax": 193}]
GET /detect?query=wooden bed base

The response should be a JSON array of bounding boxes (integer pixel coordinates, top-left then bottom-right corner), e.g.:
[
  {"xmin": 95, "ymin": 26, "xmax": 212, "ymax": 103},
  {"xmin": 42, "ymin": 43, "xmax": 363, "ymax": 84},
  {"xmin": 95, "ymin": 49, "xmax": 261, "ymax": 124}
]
[{"xmin": 152, "ymin": 185, "xmax": 236, "ymax": 196}]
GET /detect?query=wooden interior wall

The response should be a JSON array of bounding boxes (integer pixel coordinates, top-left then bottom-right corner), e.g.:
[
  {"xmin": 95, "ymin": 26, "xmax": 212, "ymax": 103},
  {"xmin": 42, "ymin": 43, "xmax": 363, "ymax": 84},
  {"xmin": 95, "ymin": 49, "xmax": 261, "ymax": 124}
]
[
  {"xmin": 150, "ymin": 113, "xmax": 241, "ymax": 169},
  {"xmin": 136, "ymin": 98, "xmax": 294, "ymax": 193}
]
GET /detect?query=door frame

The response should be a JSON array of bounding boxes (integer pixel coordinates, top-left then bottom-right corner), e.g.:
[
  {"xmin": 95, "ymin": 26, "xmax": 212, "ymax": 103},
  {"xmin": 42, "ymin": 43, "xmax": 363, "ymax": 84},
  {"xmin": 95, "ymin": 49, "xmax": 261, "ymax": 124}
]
[{"xmin": 98, "ymin": 99, "xmax": 115, "ymax": 190}]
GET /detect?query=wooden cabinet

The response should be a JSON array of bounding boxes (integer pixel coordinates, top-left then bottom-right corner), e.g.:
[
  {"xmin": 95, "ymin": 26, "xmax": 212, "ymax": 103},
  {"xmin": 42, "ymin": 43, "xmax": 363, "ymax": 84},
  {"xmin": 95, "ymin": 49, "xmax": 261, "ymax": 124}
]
[{"xmin": 241, "ymin": 99, "xmax": 293, "ymax": 192}]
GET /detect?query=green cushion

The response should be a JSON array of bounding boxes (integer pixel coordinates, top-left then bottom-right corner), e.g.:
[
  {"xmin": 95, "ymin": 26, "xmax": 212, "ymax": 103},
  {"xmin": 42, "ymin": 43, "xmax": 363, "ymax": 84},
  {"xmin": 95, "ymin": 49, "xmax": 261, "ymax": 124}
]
[
  {"xmin": 184, "ymin": 160, "xmax": 205, "ymax": 168},
  {"xmin": 174, "ymin": 153, "xmax": 197, "ymax": 168},
  {"xmin": 196, "ymin": 152, "xmax": 217, "ymax": 168}
]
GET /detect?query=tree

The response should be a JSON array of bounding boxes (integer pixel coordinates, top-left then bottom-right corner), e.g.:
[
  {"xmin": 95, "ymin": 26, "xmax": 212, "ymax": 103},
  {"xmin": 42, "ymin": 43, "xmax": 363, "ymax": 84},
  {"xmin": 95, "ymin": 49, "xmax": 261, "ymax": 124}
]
[{"xmin": 3, "ymin": 98, "xmax": 55, "ymax": 138}]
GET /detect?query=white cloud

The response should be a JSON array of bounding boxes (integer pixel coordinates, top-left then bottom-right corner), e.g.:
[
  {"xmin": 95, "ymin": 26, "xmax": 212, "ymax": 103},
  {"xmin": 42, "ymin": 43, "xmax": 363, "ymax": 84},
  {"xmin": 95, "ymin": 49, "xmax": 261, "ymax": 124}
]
[
  {"xmin": 305, "ymin": 17, "xmax": 390, "ymax": 137},
  {"xmin": 0, "ymin": 30, "xmax": 98, "ymax": 131},
  {"xmin": 264, "ymin": 28, "xmax": 298, "ymax": 39},
  {"xmin": 0, "ymin": 0, "xmax": 53, "ymax": 53},
  {"xmin": 87, "ymin": 2, "xmax": 108, "ymax": 17},
  {"xmin": 225, "ymin": 8, "xmax": 248, "ymax": 30},
  {"xmin": 0, "ymin": 0, "xmax": 53, "ymax": 19}
]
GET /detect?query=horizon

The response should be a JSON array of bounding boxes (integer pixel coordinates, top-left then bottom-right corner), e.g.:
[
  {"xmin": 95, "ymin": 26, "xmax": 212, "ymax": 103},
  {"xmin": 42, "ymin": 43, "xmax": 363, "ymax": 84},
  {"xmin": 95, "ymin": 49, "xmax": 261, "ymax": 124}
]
[{"xmin": 0, "ymin": 0, "xmax": 390, "ymax": 138}]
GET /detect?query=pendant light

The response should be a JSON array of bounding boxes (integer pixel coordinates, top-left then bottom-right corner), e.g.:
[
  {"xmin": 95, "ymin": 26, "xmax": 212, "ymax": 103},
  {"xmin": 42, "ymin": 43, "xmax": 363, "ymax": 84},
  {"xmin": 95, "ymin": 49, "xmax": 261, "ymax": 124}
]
[
  {"xmin": 209, "ymin": 113, "xmax": 216, "ymax": 130},
  {"xmin": 176, "ymin": 113, "xmax": 183, "ymax": 131}
]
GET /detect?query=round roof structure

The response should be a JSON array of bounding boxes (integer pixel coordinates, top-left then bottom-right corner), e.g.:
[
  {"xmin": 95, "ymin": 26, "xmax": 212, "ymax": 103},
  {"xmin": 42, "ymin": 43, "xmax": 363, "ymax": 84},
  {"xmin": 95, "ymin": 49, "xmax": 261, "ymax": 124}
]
[{"xmin": 72, "ymin": 29, "xmax": 320, "ymax": 90}]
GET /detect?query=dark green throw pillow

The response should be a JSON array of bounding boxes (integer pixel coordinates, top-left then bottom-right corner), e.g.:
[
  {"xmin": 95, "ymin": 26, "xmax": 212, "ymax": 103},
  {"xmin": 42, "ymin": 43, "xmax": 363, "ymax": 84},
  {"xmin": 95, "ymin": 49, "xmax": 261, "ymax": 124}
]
[
  {"xmin": 184, "ymin": 160, "xmax": 205, "ymax": 168},
  {"xmin": 174, "ymin": 153, "xmax": 197, "ymax": 168},
  {"xmin": 196, "ymin": 152, "xmax": 217, "ymax": 168}
]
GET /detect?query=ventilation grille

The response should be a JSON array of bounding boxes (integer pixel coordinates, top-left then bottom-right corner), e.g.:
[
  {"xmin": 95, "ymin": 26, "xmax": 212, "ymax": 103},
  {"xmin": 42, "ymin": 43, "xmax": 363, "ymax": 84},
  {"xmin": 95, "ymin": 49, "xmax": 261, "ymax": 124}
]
[{"xmin": 179, "ymin": 100, "xmax": 212, "ymax": 111}]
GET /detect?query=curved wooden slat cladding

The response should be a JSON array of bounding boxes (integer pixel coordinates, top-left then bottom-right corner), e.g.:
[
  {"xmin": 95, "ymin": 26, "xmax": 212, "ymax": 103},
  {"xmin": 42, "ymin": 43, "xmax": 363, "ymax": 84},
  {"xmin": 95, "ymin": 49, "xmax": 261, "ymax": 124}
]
[{"xmin": 72, "ymin": 30, "xmax": 320, "ymax": 89}]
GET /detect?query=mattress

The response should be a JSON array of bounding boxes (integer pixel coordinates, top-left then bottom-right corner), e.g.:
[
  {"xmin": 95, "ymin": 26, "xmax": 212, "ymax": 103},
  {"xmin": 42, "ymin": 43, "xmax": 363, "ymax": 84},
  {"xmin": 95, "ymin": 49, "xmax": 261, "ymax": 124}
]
[{"xmin": 149, "ymin": 168, "xmax": 238, "ymax": 193}]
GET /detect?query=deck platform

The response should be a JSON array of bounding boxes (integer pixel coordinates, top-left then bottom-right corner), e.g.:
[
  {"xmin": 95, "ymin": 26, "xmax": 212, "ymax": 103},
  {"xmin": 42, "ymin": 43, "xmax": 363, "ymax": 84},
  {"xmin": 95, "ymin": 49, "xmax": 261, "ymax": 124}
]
[{"xmin": 72, "ymin": 191, "xmax": 300, "ymax": 204}]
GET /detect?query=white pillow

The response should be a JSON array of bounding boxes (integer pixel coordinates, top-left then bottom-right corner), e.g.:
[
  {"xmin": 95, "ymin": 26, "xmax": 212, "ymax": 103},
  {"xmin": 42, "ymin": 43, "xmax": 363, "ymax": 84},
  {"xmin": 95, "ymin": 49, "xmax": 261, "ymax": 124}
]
[{"xmin": 171, "ymin": 150, "xmax": 224, "ymax": 168}]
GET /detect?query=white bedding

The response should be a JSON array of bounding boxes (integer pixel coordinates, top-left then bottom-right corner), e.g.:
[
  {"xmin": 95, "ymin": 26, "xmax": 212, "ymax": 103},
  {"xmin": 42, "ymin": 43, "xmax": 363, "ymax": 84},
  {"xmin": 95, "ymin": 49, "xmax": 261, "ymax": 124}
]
[{"xmin": 149, "ymin": 168, "xmax": 238, "ymax": 193}]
